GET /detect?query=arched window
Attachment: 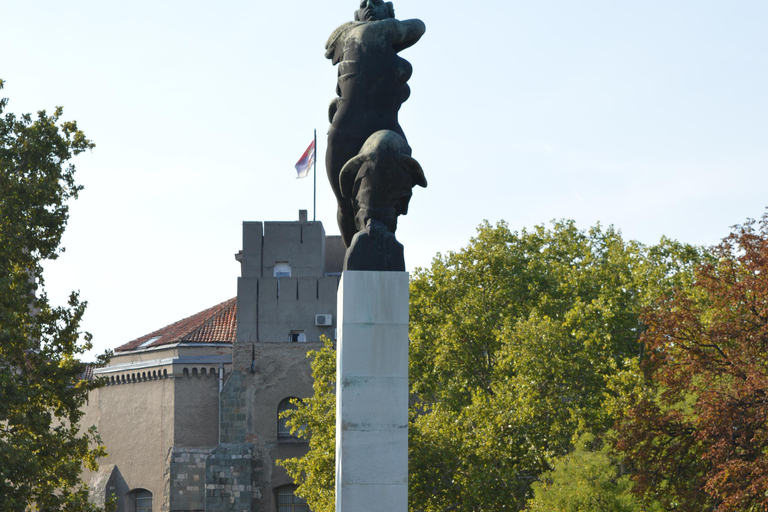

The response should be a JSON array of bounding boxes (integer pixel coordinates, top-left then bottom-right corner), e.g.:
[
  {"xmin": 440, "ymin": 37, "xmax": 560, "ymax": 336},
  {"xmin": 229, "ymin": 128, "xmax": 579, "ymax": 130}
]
[
  {"xmin": 277, "ymin": 397, "xmax": 300, "ymax": 439},
  {"xmin": 127, "ymin": 489, "xmax": 152, "ymax": 512},
  {"xmin": 276, "ymin": 485, "xmax": 310, "ymax": 512}
]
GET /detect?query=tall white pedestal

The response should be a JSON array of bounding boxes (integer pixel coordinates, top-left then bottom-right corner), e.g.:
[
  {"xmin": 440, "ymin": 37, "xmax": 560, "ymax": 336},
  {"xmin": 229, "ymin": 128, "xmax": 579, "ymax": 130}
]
[{"xmin": 335, "ymin": 271, "xmax": 409, "ymax": 512}]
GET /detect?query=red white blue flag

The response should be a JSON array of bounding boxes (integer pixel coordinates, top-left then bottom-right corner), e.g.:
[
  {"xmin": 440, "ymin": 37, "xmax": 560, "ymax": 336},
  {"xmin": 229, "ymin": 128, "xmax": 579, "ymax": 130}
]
[{"xmin": 295, "ymin": 139, "xmax": 315, "ymax": 179}]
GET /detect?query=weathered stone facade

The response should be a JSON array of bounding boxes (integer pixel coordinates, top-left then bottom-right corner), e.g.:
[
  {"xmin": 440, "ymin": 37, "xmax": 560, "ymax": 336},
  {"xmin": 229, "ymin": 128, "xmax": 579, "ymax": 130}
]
[
  {"xmin": 219, "ymin": 371, "xmax": 249, "ymax": 445},
  {"xmin": 165, "ymin": 447, "xmax": 212, "ymax": 512},
  {"xmin": 205, "ymin": 443, "xmax": 263, "ymax": 512},
  {"xmin": 83, "ymin": 212, "xmax": 341, "ymax": 512}
]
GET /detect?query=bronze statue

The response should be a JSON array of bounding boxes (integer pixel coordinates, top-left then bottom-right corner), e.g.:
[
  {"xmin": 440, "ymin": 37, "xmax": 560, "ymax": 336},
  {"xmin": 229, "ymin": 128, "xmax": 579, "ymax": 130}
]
[
  {"xmin": 339, "ymin": 130, "xmax": 426, "ymax": 271},
  {"xmin": 325, "ymin": 0, "xmax": 426, "ymax": 268}
]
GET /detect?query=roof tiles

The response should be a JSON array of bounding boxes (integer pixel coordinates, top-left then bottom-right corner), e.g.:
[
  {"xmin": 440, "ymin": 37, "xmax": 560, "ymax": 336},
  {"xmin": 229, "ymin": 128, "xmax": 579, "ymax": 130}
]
[{"xmin": 115, "ymin": 297, "xmax": 237, "ymax": 352}]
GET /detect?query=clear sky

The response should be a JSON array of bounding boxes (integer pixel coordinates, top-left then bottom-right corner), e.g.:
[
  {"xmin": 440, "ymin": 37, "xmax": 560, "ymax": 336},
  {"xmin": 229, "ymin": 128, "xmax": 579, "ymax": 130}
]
[{"xmin": 3, "ymin": 0, "xmax": 767, "ymax": 358}]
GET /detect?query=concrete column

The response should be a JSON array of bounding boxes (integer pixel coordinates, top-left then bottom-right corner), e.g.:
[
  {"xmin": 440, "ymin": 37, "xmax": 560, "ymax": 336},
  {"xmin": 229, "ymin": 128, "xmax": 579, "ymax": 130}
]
[{"xmin": 335, "ymin": 271, "xmax": 409, "ymax": 512}]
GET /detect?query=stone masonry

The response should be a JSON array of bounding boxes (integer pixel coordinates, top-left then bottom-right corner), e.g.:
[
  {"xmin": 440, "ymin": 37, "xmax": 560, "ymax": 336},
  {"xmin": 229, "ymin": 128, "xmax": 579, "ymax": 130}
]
[
  {"xmin": 164, "ymin": 447, "xmax": 213, "ymax": 512},
  {"xmin": 204, "ymin": 444, "xmax": 263, "ymax": 512},
  {"xmin": 205, "ymin": 370, "xmax": 263, "ymax": 511}
]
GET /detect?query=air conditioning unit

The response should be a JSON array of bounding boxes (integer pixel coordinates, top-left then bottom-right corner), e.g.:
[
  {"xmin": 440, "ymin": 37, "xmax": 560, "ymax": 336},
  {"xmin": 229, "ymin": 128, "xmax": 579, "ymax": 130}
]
[{"xmin": 315, "ymin": 314, "xmax": 333, "ymax": 326}]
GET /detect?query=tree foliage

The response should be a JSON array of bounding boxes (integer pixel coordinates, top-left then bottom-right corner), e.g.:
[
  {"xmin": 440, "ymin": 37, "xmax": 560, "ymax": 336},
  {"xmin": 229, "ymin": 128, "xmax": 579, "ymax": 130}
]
[
  {"xmin": 0, "ymin": 79, "xmax": 109, "ymax": 510},
  {"xmin": 277, "ymin": 337, "xmax": 336, "ymax": 512},
  {"xmin": 614, "ymin": 213, "xmax": 768, "ymax": 512},
  {"xmin": 279, "ymin": 219, "xmax": 701, "ymax": 512},
  {"xmin": 408, "ymin": 220, "xmax": 701, "ymax": 511},
  {"xmin": 528, "ymin": 432, "xmax": 663, "ymax": 512}
]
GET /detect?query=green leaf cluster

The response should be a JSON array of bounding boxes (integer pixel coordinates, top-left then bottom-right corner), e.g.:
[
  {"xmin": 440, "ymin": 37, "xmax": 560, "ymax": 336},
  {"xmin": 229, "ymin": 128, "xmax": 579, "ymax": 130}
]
[
  {"xmin": 528, "ymin": 432, "xmax": 663, "ymax": 512},
  {"xmin": 409, "ymin": 220, "xmax": 700, "ymax": 510},
  {"xmin": 0, "ymin": 79, "xmax": 110, "ymax": 511},
  {"xmin": 278, "ymin": 219, "xmax": 702, "ymax": 512},
  {"xmin": 277, "ymin": 336, "xmax": 337, "ymax": 512}
]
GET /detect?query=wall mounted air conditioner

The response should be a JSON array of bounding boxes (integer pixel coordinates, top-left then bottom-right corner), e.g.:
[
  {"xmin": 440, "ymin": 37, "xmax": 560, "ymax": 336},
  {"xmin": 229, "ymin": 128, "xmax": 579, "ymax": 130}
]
[{"xmin": 315, "ymin": 314, "xmax": 333, "ymax": 326}]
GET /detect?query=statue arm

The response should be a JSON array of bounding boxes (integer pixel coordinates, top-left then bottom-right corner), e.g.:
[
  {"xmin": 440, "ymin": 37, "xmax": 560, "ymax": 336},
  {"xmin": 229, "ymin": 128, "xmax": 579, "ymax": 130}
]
[{"xmin": 391, "ymin": 19, "xmax": 426, "ymax": 53}]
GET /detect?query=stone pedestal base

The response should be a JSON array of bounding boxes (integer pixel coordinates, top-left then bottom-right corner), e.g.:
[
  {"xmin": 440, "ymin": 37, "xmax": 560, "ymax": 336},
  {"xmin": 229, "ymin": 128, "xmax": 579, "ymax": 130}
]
[{"xmin": 335, "ymin": 271, "xmax": 409, "ymax": 512}]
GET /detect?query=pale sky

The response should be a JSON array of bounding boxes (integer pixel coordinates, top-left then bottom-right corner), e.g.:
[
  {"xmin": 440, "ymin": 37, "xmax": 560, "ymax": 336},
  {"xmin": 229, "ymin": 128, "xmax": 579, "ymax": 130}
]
[{"xmin": 3, "ymin": 0, "xmax": 766, "ymax": 358}]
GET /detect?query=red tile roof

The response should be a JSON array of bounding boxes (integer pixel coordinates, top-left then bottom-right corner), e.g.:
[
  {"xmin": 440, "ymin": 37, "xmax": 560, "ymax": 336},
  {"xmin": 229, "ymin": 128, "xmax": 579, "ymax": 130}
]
[{"xmin": 115, "ymin": 297, "xmax": 237, "ymax": 352}]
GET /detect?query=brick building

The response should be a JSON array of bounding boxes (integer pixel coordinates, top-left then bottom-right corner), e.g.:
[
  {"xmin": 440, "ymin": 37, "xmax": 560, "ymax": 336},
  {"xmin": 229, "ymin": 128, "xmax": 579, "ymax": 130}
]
[{"xmin": 83, "ymin": 211, "xmax": 344, "ymax": 512}]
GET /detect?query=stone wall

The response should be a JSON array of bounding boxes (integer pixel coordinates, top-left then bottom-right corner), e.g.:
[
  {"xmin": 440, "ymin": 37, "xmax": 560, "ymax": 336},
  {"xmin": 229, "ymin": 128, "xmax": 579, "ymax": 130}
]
[
  {"xmin": 81, "ymin": 370, "xmax": 176, "ymax": 511},
  {"xmin": 219, "ymin": 371, "xmax": 248, "ymax": 444},
  {"xmin": 204, "ymin": 370, "xmax": 261, "ymax": 511},
  {"xmin": 204, "ymin": 443, "xmax": 263, "ymax": 512},
  {"xmin": 164, "ymin": 447, "xmax": 213, "ymax": 512},
  {"xmin": 174, "ymin": 367, "xmax": 222, "ymax": 447},
  {"xmin": 234, "ymin": 342, "xmax": 316, "ymax": 511}
]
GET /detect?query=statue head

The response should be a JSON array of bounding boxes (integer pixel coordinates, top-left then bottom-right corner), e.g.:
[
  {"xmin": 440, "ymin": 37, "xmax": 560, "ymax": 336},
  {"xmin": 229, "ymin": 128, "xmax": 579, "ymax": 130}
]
[{"xmin": 354, "ymin": 0, "xmax": 395, "ymax": 21}]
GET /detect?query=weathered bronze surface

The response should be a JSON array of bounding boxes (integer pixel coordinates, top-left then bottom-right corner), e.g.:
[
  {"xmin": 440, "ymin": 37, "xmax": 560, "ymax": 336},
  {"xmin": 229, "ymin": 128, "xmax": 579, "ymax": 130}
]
[{"xmin": 325, "ymin": 1, "xmax": 426, "ymax": 271}]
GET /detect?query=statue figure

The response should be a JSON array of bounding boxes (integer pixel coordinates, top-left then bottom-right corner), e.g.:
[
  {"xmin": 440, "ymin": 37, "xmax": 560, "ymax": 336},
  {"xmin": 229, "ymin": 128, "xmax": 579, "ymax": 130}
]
[
  {"xmin": 339, "ymin": 130, "xmax": 426, "ymax": 271},
  {"xmin": 325, "ymin": 0, "xmax": 426, "ymax": 251}
]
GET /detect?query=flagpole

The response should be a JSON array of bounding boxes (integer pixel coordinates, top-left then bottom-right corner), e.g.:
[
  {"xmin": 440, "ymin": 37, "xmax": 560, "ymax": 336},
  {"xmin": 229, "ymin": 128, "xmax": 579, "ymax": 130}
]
[{"xmin": 313, "ymin": 128, "xmax": 317, "ymax": 222}]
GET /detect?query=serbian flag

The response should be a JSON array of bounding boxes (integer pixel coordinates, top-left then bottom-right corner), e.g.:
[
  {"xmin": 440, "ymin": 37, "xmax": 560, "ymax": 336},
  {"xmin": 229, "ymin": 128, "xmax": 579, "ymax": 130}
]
[{"xmin": 295, "ymin": 139, "xmax": 315, "ymax": 178}]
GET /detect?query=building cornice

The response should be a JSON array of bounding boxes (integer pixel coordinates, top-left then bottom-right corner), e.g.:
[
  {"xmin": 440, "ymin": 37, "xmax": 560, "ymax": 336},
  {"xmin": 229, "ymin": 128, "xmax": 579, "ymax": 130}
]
[{"xmin": 94, "ymin": 354, "xmax": 232, "ymax": 375}]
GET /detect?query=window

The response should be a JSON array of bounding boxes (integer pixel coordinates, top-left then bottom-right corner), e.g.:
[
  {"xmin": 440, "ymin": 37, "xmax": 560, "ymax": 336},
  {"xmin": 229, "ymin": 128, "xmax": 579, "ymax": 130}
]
[
  {"xmin": 276, "ymin": 485, "xmax": 311, "ymax": 512},
  {"xmin": 135, "ymin": 490, "xmax": 152, "ymax": 512},
  {"xmin": 274, "ymin": 262, "xmax": 291, "ymax": 278},
  {"xmin": 289, "ymin": 331, "xmax": 306, "ymax": 343},
  {"xmin": 128, "ymin": 489, "xmax": 152, "ymax": 512},
  {"xmin": 278, "ymin": 397, "xmax": 300, "ymax": 439},
  {"xmin": 138, "ymin": 335, "xmax": 160, "ymax": 348}
]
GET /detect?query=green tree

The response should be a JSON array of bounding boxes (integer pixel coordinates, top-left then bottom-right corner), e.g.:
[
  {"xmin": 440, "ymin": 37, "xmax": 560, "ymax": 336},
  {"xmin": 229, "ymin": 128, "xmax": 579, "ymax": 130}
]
[
  {"xmin": 277, "ymin": 337, "xmax": 336, "ymax": 512},
  {"xmin": 528, "ymin": 432, "xmax": 663, "ymax": 512},
  {"xmin": 279, "ymin": 220, "xmax": 701, "ymax": 512},
  {"xmin": 409, "ymin": 220, "xmax": 700, "ymax": 511},
  {"xmin": 0, "ymin": 79, "xmax": 109, "ymax": 510},
  {"xmin": 614, "ymin": 213, "xmax": 768, "ymax": 512}
]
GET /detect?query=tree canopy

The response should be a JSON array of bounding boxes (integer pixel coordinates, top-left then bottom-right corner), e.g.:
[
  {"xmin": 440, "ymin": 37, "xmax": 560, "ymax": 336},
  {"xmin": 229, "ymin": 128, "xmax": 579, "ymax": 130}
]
[
  {"xmin": 614, "ymin": 213, "xmax": 768, "ymax": 512},
  {"xmin": 408, "ymin": 220, "xmax": 700, "ymax": 511},
  {"xmin": 0, "ymin": 79, "xmax": 109, "ymax": 510},
  {"xmin": 527, "ymin": 432, "xmax": 663, "ymax": 512},
  {"xmin": 280, "ymin": 219, "xmax": 702, "ymax": 512}
]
